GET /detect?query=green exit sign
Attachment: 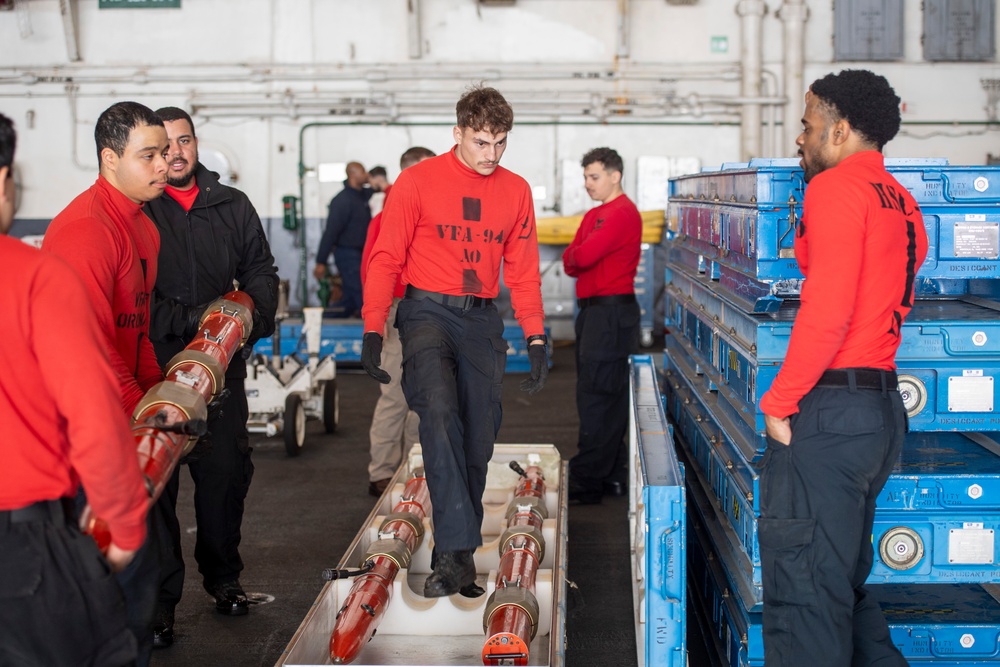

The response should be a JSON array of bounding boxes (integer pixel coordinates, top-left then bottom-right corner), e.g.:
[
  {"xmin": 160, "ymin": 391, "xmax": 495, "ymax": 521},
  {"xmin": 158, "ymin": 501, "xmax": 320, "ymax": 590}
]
[
  {"xmin": 710, "ymin": 36, "xmax": 729, "ymax": 54},
  {"xmin": 99, "ymin": 0, "xmax": 181, "ymax": 7}
]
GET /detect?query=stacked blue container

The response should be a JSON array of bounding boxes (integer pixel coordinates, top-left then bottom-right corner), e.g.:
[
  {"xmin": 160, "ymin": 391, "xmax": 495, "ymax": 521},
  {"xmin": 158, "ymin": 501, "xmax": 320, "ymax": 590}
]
[{"xmin": 663, "ymin": 158, "xmax": 1000, "ymax": 666}]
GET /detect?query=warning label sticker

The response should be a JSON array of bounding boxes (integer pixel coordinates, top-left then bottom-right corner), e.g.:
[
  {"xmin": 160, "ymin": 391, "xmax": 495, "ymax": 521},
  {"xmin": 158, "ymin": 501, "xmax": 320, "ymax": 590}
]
[
  {"xmin": 948, "ymin": 528, "xmax": 995, "ymax": 565},
  {"xmin": 948, "ymin": 376, "xmax": 994, "ymax": 412},
  {"xmin": 954, "ymin": 222, "xmax": 1000, "ymax": 259}
]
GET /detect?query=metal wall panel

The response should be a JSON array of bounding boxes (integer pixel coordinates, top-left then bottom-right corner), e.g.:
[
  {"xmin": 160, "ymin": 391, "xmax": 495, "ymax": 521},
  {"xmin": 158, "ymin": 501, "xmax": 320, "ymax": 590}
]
[
  {"xmin": 925, "ymin": 0, "xmax": 996, "ymax": 62},
  {"xmin": 834, "ymin": 0, "xmax": 905, "ymax": 61}
]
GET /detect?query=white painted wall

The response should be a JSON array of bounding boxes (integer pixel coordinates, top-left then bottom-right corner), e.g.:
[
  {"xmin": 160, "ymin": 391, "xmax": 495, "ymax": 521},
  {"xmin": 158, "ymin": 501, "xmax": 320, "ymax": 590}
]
[{"xmin": 2, "ymin": 0, "xmax": 999, "ymax": 226}]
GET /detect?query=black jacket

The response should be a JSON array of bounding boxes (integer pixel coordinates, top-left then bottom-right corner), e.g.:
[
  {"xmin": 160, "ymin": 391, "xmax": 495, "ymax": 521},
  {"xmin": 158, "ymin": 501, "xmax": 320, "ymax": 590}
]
[
  {"xmin": 146, "ymin": 164, "xmax": 278, "ymax": 378},
  {"xmin": 316, "ymin": 180, "xmax": 373, "ymax": 264}
]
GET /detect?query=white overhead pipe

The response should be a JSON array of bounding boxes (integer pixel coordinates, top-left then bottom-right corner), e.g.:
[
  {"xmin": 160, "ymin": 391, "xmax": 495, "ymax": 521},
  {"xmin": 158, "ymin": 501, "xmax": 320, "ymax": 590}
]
[
  {"xmin": 778, "ymin": 0, "xmax": 808, "ymax": 156},
  {"xmin": 617, "ymin": 0, "xmax": 630, "ymax": 59},
  {"xmin": 0, "ymin": 62, "xmax": 743, "ymax": 87},
  {"xmin": 408, "ymin": 0, "xmax": 422, "ymax": 59},
  {"xmin": 736, "ymin": 0, "xmax": 767, "ymax": 160},
  {"xmin": 59, "ymin": 0, "xmax": 80, "ymax": 62},
  {"xmin": 760, "ymin": 69, "xmax": 782, "ymax": 156}
]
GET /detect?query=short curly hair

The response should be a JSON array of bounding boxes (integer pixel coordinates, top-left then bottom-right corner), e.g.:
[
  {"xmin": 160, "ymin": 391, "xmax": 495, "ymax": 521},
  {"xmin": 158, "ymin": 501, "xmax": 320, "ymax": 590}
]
[
  {"xmin": 809, "ymin": 69, "xmax": 901, "ymax": 151},
  {"xmin": 581, "ymin": 147, "xmax": 624, "ymax": 175},
  {"xmin": 456, "ymin": 84, "xmax": 514, "ymax": 134}
]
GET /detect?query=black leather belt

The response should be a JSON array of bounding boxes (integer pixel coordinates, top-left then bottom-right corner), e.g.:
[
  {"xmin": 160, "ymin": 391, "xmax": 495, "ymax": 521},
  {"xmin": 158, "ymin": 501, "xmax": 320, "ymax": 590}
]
[
  {"xmin": 405, "ymin": 286, "xmax": 493, "ymax": 309},
  {"xmin": 577, "ymin": 293, "xmax": 637, "ymax": 308},
  {"xmin": 815, "ymin": 368, "xmax": 898, "ymax": 391},
  {"xmin": 0, "ymin": 498, "xmax": 73, "ymax": 526}
]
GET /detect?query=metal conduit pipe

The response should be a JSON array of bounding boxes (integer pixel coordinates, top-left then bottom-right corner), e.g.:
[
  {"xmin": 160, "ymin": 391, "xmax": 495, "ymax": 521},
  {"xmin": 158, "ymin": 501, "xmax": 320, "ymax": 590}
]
[
  {"xmin": 778, "ymin": 0, "xmax": 808, "ymax": 156},
  {"xmin": 58, "ymin": 0, "xmax": 80, "ymax": 63},
  {"xmin": 0, "ymin": 62, "xmax": 742, "ymax": 86},
  {"xmin": 760, "ymin": 69, "xmax": 784, "ymax": 156},
  {"xmin": 736, "ymin": 0, "xmax": 768, "ymax": 160},
  {"xmin": 184, "ymin": 90, "xmax": 778, "ymax": 120},
  {"xmin": 407, "ymin": 0, "xmax": 422, "ymax": 59},
  {"xmin": 617, "ymin": 0, "xmax": 630, "ymax": 59},
  {"xmin": 191, "ymin": 103, "xmax": 746, "ymax": 122}
]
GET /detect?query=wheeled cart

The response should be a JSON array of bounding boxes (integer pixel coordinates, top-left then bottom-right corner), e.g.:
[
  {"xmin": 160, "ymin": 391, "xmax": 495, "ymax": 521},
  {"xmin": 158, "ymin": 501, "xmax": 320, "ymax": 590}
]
[
  {"xmin": 276, "ymin": 443, "xmax": 567, "ymax": 666},
  {"xmin": 245, "ymin": 307, "xmax": 338, "ymax": 457}
]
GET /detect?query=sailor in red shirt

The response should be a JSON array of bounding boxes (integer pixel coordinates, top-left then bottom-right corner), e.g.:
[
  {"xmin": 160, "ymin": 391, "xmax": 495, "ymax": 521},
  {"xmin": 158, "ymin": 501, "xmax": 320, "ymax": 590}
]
[
  {"xmin": 362, "ymin": 86, "xmax": 548, "ymax": 598},
  {"xmin": 757, "ymin": 71, "xmax": 927, "ymax": 667},
  {"xmin": 42, "ymin": 101, "xmax": 170, "ymax": 666},
  {"xmin": 0, "ymin": 112, "xmax": 148, "ymax": 667},
  {"xmin": 360, "ymin": 146, "xmax": 435, "ymax": 498},
  {"xmin": 562, "ymin": 147, "xmax": 642, "ymax": 505}
]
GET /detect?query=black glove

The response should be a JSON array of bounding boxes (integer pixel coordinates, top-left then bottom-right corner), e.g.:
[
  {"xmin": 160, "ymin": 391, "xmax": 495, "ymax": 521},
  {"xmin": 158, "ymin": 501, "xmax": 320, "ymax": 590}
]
[
  {"xmin": 206, "ymin": 387, "xmax": 230, "ymax": 423},
  {"xmin": 248, "ymin": 309, "xmax": 267, "ymax": 344},
  {"xmin": 519, "ymin": 343, "xmax": 549, "ymax": 395},
  {"xmin": 362, "ymin": 332, "xmax": 392, "ymax": 384},
  {"xmin": 183, "ymin": 305, "xmax": 205, "ymax": 339}
]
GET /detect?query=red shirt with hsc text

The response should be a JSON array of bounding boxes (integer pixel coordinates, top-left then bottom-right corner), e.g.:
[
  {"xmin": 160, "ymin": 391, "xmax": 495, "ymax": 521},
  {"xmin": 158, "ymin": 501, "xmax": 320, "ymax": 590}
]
[
  {"xmin": 43, "ymin": 176, "xmax": 163, "ymax": 416},
  {"xmin": 362, "ymin": 148, "xmax": 544, "ymax": 337},
  {"xmin": 759, "ymin": 151, "xmax": 929, "ymax": 418},
  {"xmin": 562, "ymin": 194, "xmax": 642, "ymax": 298},
  {"xmin": 0, "ymin": 237, "xmax": 147, "ymax": 550}
]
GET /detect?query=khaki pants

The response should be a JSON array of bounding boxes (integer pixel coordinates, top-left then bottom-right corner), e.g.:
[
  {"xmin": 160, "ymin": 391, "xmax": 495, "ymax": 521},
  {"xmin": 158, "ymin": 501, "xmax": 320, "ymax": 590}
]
[{"xmin": 368, "ymin": 298, "xmax": 420, "ymax": 482}]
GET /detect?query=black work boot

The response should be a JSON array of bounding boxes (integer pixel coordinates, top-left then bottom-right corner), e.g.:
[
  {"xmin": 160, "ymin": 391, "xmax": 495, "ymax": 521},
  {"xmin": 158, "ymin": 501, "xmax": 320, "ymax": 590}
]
[
  {"xmin": 205, "ymin": 579, "xmax": 250, "ymax": 616},
  {"xmin": 151, "ymin": 606, "xmax": 175, "ymax": 648},
  {"xmin": 423, "ymin": 550, "xmax": 478, "ymax": 598}
]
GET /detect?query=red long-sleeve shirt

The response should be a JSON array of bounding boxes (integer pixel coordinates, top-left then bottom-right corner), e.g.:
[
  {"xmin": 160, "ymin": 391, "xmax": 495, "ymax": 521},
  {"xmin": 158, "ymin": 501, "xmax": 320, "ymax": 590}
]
[
  {"xmin": 43, "ymin": 176, "xmax": 163, "ymax": 416},
  {"xmin": 0, "ymin": 237, "xmax": 147, "ymax": 549},
  {"xmin": 361, "ymin": 211, "xmax": 405, "ymax": 299},
  {"xmin": 562, "ymin": 194, "xmax": 642, "ymax": 298},
  {"xmin": 362, "ymin": 148, "xmax": 544, "ymax": 337},
  {"xmin": 760, "ymin": 151, "xmax": 929, "ymax": 418}
]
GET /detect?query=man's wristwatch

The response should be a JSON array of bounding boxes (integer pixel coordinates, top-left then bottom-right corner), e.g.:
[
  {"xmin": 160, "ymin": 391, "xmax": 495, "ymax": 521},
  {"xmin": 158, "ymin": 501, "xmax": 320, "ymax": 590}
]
[{"xmin": 526, "ymin": 334, "xmax": 547, "ymax": 345}]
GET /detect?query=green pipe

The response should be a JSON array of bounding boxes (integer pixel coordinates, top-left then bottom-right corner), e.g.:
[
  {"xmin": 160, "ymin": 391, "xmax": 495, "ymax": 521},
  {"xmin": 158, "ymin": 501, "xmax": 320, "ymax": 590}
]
[
  {"xmin": 294, "ymin": 115, "xmax": 1000, "ymax": 305},
  {"xmin": 294, "ymin": 118, "xmax": 745, "ymax": 306}
]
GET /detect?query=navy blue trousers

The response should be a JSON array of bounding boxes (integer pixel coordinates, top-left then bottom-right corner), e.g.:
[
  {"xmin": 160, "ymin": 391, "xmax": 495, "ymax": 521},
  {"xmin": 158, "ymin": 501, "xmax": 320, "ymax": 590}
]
[
  {"xmin": 327, "ymin": 246, "xmax": 363, "ymax": 317},
  {"xmin": 759, "ymin": 379, "xmax": 908, "ymax": 667},
  {"xmin": 396, "ymin": 297, "xmax": 507, "ymax": 552},
  {"xmin": 158, "ymin": 378, "xmax": 253, "ymax": 609},
  {"xmin": 0, "ymin": 504, "xmax": 137, "ymax": 667},
  {"xmin": 569, "ymin": 300, "xmax": 640, "ymax": 494},
  {"xmin": 76, "ymin": 489, "xmax": 159, "ymax": 667}
]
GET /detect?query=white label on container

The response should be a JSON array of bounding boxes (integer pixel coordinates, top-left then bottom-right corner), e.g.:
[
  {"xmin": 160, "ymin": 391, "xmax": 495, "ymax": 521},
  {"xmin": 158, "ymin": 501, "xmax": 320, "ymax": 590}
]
[
  {"xmin": 948, "ymin": 528, "xmax": 994, "ymax": 564},
  {"xmin": 948, "ymin": 375, "xmax": 994, "ymax": 412},
  {"xmin": 964, "ymin": 369, "xmax": 984, "ymax": 377},
  {"xmin": 966, "ymin": 213, "xmax": 987, "ymax": 222},
  {"xmin": 954, "ymin": 222, "xmax": 1000, "ymax": 258}
]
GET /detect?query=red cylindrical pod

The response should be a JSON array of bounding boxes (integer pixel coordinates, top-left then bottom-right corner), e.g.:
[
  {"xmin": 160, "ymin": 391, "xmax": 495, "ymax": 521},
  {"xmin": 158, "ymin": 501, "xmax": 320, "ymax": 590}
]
[
  {"xmin": 329, "ymin": 473, "xmax": 430, "ymax": 664},
  {"xmin": 482, "ymin": 465, "xmax": 547, "ymax": 666},
  {"xmin": 329, "ymin": 557, "xmax": 399, "ymax": 664},
  {"xmin": 80, "ymin": 293, "xmax": 255, "ymax": 552}
]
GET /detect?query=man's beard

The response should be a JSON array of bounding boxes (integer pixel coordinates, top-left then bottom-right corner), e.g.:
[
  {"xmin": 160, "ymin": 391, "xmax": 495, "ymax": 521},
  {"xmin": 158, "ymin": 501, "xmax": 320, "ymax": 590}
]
[{"xmin": 166, "ymin": 160, "xmax": 196, "ymax": 188}]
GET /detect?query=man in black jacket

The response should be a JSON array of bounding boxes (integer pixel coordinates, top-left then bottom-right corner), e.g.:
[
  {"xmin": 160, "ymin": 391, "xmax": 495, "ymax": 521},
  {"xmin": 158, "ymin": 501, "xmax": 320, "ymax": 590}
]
[
  {"xmin": 145, "ymin": 107, "xmax": 278, "ymax": 647},
  {"xmin": 313, "ymin": 161, "xmax": 372, "ymax": 317}
]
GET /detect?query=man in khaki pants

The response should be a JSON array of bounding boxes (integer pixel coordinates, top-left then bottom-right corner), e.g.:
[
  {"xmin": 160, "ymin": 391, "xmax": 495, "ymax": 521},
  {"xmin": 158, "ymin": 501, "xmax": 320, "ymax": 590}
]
[{"xmin": 361, "ymin": 146, "xmax": 436, "ymax": 496}]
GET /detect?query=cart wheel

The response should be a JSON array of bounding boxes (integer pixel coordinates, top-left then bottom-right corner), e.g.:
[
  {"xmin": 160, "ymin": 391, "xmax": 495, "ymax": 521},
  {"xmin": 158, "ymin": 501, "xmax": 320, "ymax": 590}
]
[
  {"xmin": 284, "ymin": 393, "xmax": 306, "ymax": 457},
  {"xmin": 322, "ymin": 379, "xmax": 339, "ymax": 434}
]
